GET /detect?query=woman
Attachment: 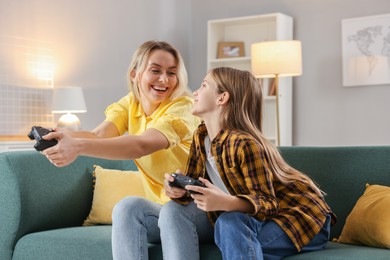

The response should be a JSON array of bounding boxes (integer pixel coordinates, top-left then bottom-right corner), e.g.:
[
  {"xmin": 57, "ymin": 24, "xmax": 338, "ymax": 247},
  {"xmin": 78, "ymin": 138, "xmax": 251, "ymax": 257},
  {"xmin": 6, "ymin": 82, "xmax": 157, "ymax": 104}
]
[{"xmin": 42, "ymin": 41, "xmax": 200, "ymax": 258}]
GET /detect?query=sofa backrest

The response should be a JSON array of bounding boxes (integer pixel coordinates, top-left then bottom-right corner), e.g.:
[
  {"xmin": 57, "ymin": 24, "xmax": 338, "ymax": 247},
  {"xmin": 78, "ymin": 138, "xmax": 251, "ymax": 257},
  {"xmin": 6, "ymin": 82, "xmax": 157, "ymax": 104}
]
[
  {"xmin": 0, "ymin": 151, "xmax": 136, "ymax": 260},
  {"xmin": 1, "ymin": 146, "xmax": 389, "ymax": 259},
  {"xmin": 279, "ymin": 146, "xmax": 390, "ymax": 240}
]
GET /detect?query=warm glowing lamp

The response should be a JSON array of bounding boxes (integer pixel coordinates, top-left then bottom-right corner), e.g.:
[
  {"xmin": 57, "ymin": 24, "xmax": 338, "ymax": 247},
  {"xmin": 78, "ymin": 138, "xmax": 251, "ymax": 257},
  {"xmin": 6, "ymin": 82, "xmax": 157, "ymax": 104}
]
[
  {"xmin": 52, "ymin": 87, "xmax": 87, "ymax": 130},
  {"xmin": 251, "ymin": 40, "xmax": 302, "ymax": 145}
]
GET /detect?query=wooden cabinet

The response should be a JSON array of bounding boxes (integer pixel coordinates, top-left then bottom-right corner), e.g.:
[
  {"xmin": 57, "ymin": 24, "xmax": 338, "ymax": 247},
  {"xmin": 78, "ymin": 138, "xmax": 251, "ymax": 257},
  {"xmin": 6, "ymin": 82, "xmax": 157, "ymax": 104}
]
[{"xmin": 207, "ymin": 13, "xmax": 293, "ymax": 145}]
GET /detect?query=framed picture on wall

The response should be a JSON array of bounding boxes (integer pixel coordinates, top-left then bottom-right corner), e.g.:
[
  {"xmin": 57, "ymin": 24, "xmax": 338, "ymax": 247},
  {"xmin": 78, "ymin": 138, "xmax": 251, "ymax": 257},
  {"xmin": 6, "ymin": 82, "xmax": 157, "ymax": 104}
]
[
  {"xmin": 342, "ymin": 13, "xmax": 390, "ymax": 87},
  {"xmin": 217, "ymin": 42, "xmax": 245, "ymax": 59}
]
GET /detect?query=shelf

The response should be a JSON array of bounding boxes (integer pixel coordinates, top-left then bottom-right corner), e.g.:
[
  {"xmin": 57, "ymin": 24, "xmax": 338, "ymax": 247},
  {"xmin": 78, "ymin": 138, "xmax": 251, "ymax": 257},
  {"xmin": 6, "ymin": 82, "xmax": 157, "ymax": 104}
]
[
  {"xmin": 0, "ymin": 140, "xmax": 35, "ymax": 152},
  {"xmin": 264, "ymin": 96, "xmax": 276, "ymax": 101},
  {"xmin": 209, "ymin": 56, "xmax": 251, "ymax": 64},
  {"xmin": 0, "ymin": 135, "xmax": 31, "ymax": 141},
  {"xmin": 207, "ymin": 13, "xmax": 293, "ymax": 146}
]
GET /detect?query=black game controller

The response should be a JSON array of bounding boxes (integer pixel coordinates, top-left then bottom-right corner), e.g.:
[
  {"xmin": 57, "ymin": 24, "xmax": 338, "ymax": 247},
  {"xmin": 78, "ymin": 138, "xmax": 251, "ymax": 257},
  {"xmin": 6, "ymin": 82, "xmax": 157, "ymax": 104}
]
[
  {"xmin": 27, "ymin": 126, "xmax": 58, "ymax": 151},
  {"xmin": 169, "ymin": 173, "xmax": 206, "ymax": 194}
]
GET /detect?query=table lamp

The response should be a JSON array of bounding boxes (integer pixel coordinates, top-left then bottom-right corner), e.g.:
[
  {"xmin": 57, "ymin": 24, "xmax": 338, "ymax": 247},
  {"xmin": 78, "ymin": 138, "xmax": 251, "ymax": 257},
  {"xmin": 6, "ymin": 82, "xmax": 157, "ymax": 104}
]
[
  {"xmin": 251, "ymin": 40, "xmax": 302, "ymax": 145},
  {"xmin": 52, "ymin": 86, "xmax": 87, "ymax": 130}
]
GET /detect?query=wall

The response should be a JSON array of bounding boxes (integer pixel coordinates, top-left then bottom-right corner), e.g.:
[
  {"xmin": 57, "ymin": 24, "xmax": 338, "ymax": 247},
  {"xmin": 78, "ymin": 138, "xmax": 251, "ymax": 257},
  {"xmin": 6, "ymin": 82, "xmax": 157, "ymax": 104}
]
[
  {"xmin": 0, "ymin": 0, "xmax": 190, "ymax": 132},
  {"xmin": 2, "ymin": 0, "xmax": 390, "ymax": 146},
  {"xmin": 189, "ymin": 0, "xmax": 390, "ymax": 146}
]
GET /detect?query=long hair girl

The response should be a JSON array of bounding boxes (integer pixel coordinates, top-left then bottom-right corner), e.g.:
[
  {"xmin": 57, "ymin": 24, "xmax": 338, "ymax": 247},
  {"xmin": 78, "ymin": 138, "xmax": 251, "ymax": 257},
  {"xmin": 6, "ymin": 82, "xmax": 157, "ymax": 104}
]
[{"xmin": 210, "ymin": 67, "xmax": 324, "ymax": 196}]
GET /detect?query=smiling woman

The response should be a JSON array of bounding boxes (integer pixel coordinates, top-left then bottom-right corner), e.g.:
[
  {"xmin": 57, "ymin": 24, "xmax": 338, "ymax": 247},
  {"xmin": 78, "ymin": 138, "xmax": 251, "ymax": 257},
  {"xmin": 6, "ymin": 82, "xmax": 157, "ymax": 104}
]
[
  {"xmin": 37, "ymin": 41, "xmax": 200, "ymax": 259},
  {"xmin": 42, "ymin": 40, "xmax": 199, "ymax": 196}
]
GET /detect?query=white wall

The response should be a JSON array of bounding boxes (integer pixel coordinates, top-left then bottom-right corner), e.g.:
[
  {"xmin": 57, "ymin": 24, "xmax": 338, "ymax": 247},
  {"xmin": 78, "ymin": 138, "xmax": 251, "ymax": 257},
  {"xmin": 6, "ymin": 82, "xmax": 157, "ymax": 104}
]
[
  {"xmin": 0, "ymin": 0, "xmax": 191, "ymax": 131},
  {"xmin": 2, "ymin": 0, "xmax": 390, "ymax": 146},
  {"xmin": 189, "ymin": 0, "xmax": 390, "ymax": 146}
]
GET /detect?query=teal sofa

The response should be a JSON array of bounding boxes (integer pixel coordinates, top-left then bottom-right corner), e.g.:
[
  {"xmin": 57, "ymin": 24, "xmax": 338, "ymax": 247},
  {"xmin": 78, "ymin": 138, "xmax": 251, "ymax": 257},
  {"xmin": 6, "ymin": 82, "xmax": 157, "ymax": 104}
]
[{"xmin": 1, "ymin": 146, "xmax": 390, "ymax": 259}]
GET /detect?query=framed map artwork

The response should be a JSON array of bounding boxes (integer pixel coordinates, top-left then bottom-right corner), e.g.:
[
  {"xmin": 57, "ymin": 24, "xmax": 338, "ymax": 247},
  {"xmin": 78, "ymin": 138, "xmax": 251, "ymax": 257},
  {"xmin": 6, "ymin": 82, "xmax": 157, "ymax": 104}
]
[{"xmin": 342, "ymin": 13, "xmax": 390, "ymax": 87}]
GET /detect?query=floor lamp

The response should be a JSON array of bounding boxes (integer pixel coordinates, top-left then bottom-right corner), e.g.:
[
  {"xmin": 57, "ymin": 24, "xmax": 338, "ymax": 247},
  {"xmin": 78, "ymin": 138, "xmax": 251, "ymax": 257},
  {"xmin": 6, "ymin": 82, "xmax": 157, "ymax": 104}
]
[{"xmin": 251, "ymin": 40, "xmax": 302, "ymax": 146}]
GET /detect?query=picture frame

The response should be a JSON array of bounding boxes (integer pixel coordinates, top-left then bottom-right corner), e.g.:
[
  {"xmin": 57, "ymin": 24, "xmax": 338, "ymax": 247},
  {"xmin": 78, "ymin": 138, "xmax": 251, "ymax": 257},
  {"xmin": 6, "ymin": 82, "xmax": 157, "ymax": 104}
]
[
  {"xmin": 217, "ymin": 42, "xmax": 245, "ymax": 59},
  {"xmin": 342, "ymin": 13, "xmax": 390, "ymax": 87}
]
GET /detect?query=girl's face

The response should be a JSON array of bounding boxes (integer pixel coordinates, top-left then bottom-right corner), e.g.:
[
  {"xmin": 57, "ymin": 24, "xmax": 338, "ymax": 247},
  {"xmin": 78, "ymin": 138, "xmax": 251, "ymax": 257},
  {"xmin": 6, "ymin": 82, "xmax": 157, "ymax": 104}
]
[
  {"xmin": 192, "ymin": 73, "xmax": 221, "ymax": 118},
  {"xmin": 136, "ymin": 50, "xmax": 178, "ymax": 114}
]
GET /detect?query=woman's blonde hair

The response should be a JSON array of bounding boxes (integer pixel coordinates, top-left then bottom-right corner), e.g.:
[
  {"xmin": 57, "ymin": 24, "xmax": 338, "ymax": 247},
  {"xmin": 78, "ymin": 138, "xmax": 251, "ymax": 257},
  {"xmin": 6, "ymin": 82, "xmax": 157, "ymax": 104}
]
[
  {"xmin": 210, "ymin": 67, "xmax": 324, "ymax": 196},
  {"xmin": 127, "ymin": 41, "xmax": 192, "ymax": 102}
]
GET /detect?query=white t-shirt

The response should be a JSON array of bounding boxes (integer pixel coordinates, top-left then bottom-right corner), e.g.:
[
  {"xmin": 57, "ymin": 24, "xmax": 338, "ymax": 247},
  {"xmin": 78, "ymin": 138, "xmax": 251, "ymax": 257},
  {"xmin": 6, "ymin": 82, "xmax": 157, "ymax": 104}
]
[{"xmin": 204, "ymin": 135, "xmax": 230, "ymax": 194}]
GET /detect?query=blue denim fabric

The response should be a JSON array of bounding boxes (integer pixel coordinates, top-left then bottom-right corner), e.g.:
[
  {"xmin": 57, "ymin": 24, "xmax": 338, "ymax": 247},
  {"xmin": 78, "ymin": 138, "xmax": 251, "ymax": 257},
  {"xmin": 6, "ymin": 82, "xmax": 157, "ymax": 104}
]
[
  {"xmin": 214, "ymin": 212, "xmax": 331, "ymax": 260},
  {"xmin": 112, "ymin": 198, "xmax": 214, "ymax": 260},
  {"xmin": 112, "ymin": 197, "xmax": 162, "ymax": 260},
  {"xmin": 159, "ymin": 201, "xmax": 214, "ymax": 260}
]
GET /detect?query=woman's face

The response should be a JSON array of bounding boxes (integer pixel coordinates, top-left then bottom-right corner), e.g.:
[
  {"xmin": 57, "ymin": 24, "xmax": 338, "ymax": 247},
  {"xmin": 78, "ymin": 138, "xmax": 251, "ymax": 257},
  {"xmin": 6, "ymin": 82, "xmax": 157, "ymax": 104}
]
[
  {"xmin": 192, "ymin": 73, "xmax": 221, "ymax": 118},
  {"xmin": 136, "ymin": 50, "xmax": 178, "ymax": 114}
]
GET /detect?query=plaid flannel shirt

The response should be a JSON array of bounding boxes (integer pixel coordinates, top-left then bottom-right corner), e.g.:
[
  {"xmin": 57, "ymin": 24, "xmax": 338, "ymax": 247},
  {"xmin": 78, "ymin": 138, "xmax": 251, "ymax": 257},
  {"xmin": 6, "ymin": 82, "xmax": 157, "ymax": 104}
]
[{"xmin": 177, "ymin": 123, "xmax": 336, "ymax": 251}]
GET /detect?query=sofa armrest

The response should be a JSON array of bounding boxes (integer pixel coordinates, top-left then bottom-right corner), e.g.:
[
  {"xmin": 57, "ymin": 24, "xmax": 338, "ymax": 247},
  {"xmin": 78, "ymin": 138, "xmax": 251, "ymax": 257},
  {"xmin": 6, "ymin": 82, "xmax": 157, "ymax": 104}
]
[{"xmin": 0, "ymin": 151, "xmax": 135, "ymax": 260}]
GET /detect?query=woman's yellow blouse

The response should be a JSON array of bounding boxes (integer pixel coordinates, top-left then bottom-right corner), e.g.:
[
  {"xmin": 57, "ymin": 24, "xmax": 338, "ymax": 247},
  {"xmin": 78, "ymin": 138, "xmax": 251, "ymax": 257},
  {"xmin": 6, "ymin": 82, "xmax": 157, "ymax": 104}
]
[{"xmin": 105, "ymin": 93, "xmax": 200, "ymax": 204}]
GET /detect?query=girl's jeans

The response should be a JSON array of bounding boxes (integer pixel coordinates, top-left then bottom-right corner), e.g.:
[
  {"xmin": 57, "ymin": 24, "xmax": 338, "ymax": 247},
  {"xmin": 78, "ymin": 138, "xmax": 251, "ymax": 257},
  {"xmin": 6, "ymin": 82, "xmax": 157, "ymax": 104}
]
[{"xmin": 214, "ymin": 212, "xmax": 331, "ymax": 260}]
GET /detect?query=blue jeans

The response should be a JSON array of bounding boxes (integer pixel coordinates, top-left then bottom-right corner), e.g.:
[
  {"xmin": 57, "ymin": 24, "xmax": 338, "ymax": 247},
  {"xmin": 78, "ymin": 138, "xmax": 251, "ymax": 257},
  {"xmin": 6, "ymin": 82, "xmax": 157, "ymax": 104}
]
[
  {"xmin": 214, "ymin": 212, "xmax": 331, "ymax": 260},
  {"xmin": 112, "ymin": 197, "xmax": 213, "ymax": 260},
  {"xmin": 112, "ymin": 197, "xmax": 162, "ymax": 260},
  {"xmin": 159, "ymin": 200, "xmax": 214, "ymax": 260}
]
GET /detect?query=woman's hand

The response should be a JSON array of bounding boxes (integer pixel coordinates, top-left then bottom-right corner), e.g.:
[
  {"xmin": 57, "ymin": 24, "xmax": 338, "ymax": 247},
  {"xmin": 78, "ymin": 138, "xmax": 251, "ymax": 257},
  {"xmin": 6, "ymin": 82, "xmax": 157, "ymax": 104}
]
[
  {"xmin": 163, "ymin": 172, "xmax": 187, "ymax": 198},
  {"xmin": 41, "ymin": 128, "xmax": 80, "ymax": 167}
]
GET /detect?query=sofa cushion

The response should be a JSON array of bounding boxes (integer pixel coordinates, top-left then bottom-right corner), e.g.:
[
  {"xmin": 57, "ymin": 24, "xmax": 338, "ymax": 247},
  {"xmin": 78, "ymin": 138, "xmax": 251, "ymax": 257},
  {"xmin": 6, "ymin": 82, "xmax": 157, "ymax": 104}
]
[
  {"xmin": 284, "ymin": 241, "xmax": 390, "ymax": 259},
  {"xmin": 337, "ymin": 184, "xmax": 390, "ymax": 249},
  {"xmin": 13, "ymin": 226, "xmax": 113, "ymax": 260},
  {"xmin": 83, "ymin": 165, "xmax": 146, "ymax": 226}
]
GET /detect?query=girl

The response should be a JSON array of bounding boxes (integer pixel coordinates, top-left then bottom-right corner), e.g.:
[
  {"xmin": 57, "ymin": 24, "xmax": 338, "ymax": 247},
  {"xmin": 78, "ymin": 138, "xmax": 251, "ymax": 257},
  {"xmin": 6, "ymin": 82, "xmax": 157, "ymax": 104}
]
[{"xmin": 162, "ymin": 67, "xmax": 337, "ymax": 260}]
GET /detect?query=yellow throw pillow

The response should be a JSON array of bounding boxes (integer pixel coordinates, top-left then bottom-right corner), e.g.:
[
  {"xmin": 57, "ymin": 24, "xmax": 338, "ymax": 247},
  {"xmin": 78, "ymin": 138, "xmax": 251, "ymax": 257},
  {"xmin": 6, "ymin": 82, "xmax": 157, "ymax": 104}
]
[
  {"xmin": 83, "ymin": 165, "xmax": 146, "ymax": 226},
  {"xmin": 337, "ymin": 184, "xmax": 390, "ymax": 249}
]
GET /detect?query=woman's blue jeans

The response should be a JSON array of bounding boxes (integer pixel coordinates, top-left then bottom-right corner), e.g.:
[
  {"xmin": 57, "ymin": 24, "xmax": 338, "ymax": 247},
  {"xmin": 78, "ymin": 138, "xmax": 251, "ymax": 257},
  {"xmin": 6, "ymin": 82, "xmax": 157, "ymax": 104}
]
[
  {"xmin": 214, "ymin": 212, "xmax": 331, "ymax": 260},
  {"xmin": 111, "ymin": 197, "xmax": 213, "ymax": 260}
]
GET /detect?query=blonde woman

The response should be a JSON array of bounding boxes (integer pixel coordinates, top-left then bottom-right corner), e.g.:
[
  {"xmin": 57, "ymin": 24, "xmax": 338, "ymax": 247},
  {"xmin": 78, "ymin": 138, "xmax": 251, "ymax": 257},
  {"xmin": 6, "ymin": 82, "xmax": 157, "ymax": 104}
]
[
  {"xmin": 162, "ymin": 67, "xmax": 337, "ymax": 260},
  {"xmin": 42, "ymin": 41, "xmax": 200, "ymax": 259}
]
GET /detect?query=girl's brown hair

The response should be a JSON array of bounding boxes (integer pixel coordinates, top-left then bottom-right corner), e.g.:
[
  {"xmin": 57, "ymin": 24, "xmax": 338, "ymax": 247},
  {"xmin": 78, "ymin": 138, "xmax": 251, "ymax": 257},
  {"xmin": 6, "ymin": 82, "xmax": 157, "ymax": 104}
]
[{"xmin": 210, "ymin": 67, "xmax": 324, "ymax": 196}]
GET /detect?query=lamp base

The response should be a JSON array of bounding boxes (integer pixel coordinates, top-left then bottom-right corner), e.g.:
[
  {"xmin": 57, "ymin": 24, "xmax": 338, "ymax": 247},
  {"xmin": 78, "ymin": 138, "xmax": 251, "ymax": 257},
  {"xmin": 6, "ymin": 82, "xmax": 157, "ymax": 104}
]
[{"xmin": 57, "ymin": 113, "xmax": 81, "ymax": 131}]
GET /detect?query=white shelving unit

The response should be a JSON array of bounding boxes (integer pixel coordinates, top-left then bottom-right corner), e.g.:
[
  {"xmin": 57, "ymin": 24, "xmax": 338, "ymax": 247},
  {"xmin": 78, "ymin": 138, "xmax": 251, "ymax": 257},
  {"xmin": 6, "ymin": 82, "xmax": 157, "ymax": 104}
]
[
  {"xmin": 207, "ymin": 13, "xmax": 293, "ymax": 146},
  {"xmin": 0, "ymin": 141, "xmax": 35, "ymax": 153}
]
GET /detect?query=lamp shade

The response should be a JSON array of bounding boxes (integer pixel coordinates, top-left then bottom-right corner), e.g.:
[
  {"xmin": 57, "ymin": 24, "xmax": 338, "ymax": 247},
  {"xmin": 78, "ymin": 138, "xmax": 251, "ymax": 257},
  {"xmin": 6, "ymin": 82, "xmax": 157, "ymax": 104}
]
[
  {"xmin": 52, "ymin": 86, "xmax": 87, "ymax": 113},
  {"xmin": 251, "ymin": 40, "xmax": 302, "ymax": 78}
]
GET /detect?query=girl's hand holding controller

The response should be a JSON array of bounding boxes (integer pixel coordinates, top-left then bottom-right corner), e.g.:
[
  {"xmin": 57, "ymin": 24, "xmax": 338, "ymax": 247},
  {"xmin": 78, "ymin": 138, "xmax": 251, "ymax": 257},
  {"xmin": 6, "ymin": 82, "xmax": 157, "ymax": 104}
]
[
  {"xmin": 168, "ymin": 173, "xmax": 206, "ymax": 194},
  {"xmin": 164, "ymin": 172, "xmax": 188, "ymax": 199},
  {"xmin": 187, "ymin": 178, "xmax": 237, "ymax": 212}
]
